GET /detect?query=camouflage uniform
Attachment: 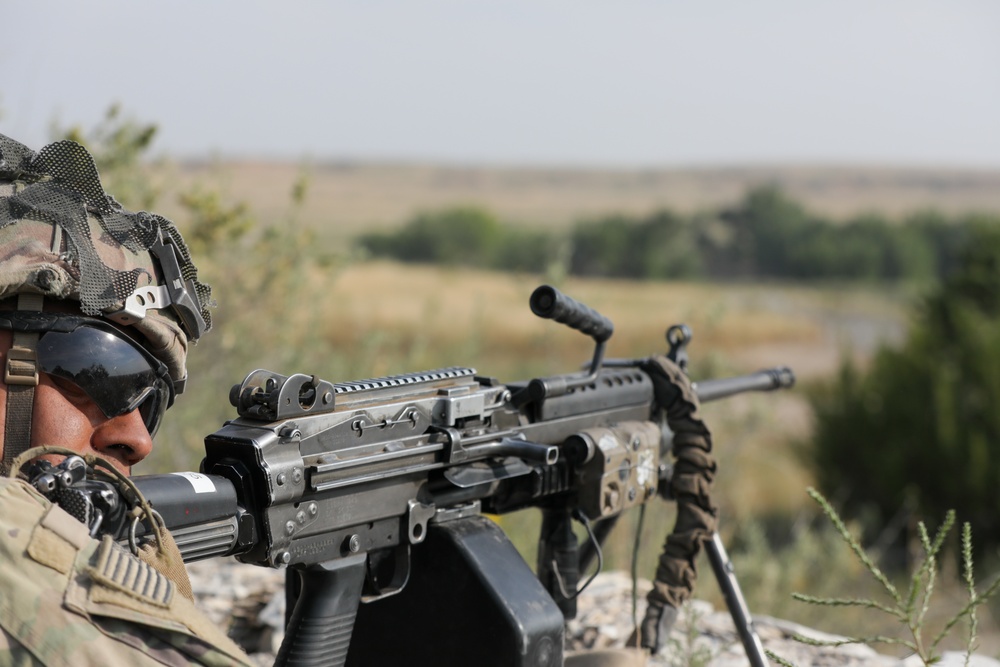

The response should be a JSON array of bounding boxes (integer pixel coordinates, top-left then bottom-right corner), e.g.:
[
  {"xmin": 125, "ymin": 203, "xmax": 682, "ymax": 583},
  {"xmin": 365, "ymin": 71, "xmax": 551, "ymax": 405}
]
[{"xmin": 0, "ymin": 476, "xmax": 253, "ymax": 667}]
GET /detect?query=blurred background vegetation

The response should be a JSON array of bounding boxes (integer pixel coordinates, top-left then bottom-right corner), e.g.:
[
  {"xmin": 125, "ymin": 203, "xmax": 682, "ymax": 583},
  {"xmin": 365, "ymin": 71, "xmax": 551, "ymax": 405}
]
[
  {"xmin": 52, "ymin": 108, "xmax": 1000, "ymax": 654},
  {"xmin": 358, "ymin": 186, "xmax": 993, "ymax": 284}
]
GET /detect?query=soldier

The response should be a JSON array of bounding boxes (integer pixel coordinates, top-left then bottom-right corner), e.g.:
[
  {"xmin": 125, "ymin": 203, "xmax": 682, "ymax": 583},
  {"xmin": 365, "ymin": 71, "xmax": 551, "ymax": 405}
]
[{"xmin": 0, "ymin": 133, "xmax": 253, "ymax": 666}]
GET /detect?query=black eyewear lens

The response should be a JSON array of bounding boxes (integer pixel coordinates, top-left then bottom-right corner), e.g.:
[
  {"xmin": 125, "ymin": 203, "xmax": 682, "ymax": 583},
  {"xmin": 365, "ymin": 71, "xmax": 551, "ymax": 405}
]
[{"xmin": 0, "ymin": 312, "xmax": 173, "ymax": 436}]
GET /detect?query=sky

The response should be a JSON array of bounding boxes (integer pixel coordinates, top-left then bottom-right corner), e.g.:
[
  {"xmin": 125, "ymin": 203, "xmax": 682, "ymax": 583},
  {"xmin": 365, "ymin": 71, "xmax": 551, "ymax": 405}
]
[{"xmin": 2, "ymin": 1, "xmax": 999, "ymax": 168}]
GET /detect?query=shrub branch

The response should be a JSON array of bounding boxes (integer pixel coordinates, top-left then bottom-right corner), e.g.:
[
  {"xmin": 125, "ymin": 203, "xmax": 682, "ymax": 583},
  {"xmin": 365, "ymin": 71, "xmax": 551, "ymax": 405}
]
[{"xmin": 790, "ymin": 489, "xmax": 999, "ymax": 666}]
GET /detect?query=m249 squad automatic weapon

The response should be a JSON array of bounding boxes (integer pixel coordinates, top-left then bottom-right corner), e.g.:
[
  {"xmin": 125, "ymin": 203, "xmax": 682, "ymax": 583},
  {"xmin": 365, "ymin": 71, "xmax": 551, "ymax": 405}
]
[{"xmin": 29, "ymin": 285, "xmax": 793, "ymax": 667}]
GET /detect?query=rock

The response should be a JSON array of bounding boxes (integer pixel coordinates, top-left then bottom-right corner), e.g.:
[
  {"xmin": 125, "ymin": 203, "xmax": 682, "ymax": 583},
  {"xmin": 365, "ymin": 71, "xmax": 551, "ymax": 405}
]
[
  {"xmin": 900, "ymin": 653, "xmax": 1000, "ymax": 667},
  {"xmin": 184, "ymin": 561, "xmax": 983, "ymax": 667}
]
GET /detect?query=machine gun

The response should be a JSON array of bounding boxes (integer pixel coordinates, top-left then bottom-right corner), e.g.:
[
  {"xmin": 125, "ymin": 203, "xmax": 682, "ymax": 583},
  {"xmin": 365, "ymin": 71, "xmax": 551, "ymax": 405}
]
[{"xmin": 29, "ymin": 285, "xmax": 793, "ymax": 667}]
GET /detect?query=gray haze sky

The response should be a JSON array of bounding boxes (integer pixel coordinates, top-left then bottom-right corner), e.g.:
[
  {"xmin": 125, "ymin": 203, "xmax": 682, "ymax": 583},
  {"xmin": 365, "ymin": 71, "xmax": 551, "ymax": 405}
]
[{"xmin": 3, "ymin": 1, "xmax": 999, "ymax": 168}]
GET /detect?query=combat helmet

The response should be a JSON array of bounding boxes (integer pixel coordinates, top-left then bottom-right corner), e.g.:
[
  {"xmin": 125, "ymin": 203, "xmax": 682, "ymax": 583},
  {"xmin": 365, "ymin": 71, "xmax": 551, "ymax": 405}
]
[{"xmin": 0, "ymin": 132, "xmax": 212, "ymax": 471}]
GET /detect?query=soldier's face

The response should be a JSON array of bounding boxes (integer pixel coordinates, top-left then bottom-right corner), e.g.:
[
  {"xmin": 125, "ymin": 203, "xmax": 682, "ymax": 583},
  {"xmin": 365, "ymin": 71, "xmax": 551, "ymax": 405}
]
[{"xmin": 0, "ymin": 309, "xmax": 154, "ymax": 476}]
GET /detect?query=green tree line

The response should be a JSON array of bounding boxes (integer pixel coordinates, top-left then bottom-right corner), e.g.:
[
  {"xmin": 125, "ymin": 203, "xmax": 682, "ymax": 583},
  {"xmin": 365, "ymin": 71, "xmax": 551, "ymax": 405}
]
[{"xmin": 358, "ymin": 187, "xmax": 997, "ymax": 283}]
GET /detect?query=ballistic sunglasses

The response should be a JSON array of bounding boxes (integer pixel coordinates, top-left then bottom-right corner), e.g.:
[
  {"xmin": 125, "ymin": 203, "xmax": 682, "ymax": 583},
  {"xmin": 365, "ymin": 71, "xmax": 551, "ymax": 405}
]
[{"xmin": 0, "ymin": 311, "xmax": 174, "ymax": 436}]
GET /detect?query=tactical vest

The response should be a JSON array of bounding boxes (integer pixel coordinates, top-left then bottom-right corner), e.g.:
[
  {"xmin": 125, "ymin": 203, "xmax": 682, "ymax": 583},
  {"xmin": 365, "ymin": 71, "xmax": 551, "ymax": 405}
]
[{"xmin": 0, "ymin": 477, "xmax": 252, "ymax": 667}]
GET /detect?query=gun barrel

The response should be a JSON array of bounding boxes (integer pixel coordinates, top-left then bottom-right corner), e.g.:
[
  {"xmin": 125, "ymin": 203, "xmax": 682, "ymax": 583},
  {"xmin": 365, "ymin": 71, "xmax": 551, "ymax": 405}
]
[{"xmin": 694, "ymin": 366, "xmax": 795, "ymax": 403}]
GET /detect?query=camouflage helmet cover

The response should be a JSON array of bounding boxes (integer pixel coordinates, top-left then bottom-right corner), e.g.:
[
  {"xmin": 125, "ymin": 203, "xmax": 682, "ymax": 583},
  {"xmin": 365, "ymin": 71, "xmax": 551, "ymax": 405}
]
[{"xmin": 0, "ymin": 132, "xmax": 212, "ymax": 392}]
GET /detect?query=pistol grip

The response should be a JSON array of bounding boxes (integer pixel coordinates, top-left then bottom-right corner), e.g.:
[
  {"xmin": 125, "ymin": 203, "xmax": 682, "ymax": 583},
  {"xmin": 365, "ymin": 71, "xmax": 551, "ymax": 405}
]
[{"xmin": 276, "ymin": 554, "xmax": 367, "ymax": 667}]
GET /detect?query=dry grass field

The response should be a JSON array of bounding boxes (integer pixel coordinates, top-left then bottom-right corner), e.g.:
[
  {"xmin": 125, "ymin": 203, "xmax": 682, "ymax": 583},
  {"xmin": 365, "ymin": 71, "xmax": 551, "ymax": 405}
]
[
  {"xmin": 146, "ymin": 160, "xmax": 1000, "ymax": 244},
  {"xmin": 308, "ymin": 261, "xmax": 908, "ymax": 382}
]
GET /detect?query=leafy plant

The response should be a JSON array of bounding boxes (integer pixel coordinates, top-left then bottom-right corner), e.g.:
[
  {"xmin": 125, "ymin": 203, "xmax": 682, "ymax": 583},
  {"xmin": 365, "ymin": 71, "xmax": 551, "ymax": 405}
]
[
  {"xmin": 664, "ymin": 603, "xmax": 717, "ymax": 667},
  {"xmin": 767, "ymin": 488, "xmax": 1000, "ymax": 666}
]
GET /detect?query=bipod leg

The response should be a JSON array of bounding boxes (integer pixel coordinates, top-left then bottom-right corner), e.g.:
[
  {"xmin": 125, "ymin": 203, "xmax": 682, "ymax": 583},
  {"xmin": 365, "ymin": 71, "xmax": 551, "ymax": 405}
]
[{"xmin": 705, "ymin": 532, "xmax": 769, "ymax": 667}]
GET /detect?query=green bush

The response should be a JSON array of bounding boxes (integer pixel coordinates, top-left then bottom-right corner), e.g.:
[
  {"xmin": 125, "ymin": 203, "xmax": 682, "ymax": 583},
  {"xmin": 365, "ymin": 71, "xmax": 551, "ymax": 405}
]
[
  {"xmin": 708, "ymin": 188, "xmax": 942, "ymax": 282},
  {"xmin": 569, "ymin": 211, "xmax": 703, "ymax": 280},
  {"xmin": 568, "ymin": 214, "xmax": 635, "ymax": 277},
  {"xmin": 358, "ymin": 207, "xmax": 506, "ymax": 267},
  {"xmin": 808, "ymin": 223, "xmax": 1000, "ymax": 557},
  {"xmin": 714, "ymin": 186, "xmax": 813, "ymax": 278}
]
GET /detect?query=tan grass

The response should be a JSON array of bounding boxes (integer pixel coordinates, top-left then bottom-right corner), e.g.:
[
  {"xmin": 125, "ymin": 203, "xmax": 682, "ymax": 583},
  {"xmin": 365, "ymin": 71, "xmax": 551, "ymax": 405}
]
[{"xmin": 301, "ymin": 262, "xmax": 902, "ymax": 382}]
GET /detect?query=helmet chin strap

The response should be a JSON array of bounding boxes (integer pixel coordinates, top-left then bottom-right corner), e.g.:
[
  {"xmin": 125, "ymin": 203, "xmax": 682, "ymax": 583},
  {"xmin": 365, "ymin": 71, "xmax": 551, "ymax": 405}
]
[{"xmin": 1, "ymin": 293, "xmax": 43, "ymax": 476}]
